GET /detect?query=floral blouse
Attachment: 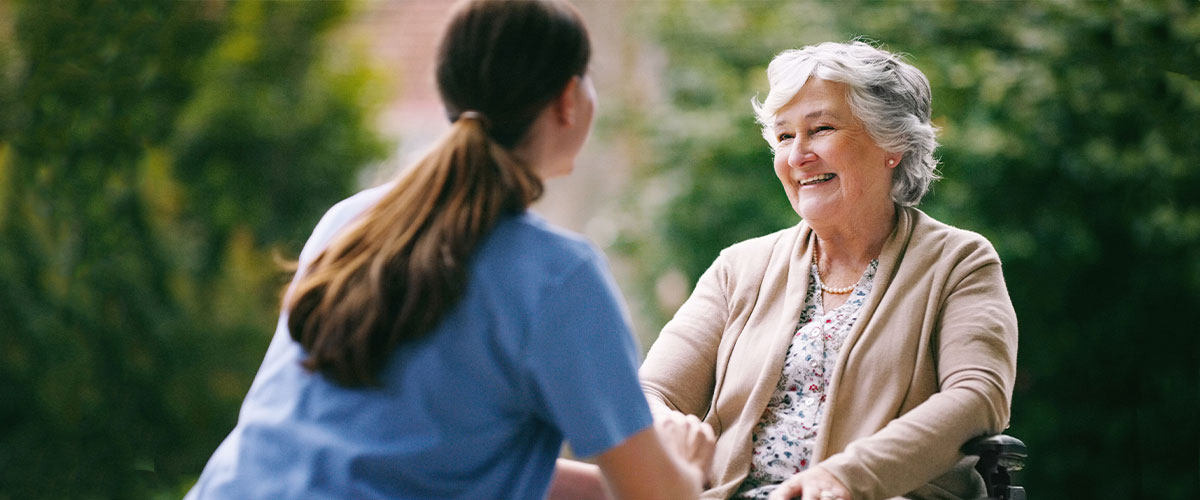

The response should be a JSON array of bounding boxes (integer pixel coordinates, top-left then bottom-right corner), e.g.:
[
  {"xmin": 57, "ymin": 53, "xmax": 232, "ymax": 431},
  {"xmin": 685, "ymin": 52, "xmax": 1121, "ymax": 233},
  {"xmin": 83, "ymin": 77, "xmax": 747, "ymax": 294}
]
[{"xmin": 734, "ymin": 258, "xmax": 879, "ymax": 499}]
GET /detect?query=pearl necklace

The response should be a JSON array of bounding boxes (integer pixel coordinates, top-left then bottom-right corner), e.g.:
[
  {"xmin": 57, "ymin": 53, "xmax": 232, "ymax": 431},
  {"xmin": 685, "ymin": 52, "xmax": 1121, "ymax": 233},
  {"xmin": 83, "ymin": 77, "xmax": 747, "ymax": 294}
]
[{"xmin": 814, "ymin": 241, "xmax": 856, "ymax": 295}]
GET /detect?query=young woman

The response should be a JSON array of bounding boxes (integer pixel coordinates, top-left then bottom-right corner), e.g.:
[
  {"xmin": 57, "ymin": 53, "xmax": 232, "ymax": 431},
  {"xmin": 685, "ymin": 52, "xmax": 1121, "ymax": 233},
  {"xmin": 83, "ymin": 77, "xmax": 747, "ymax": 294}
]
[{"xmin": 184, "ymin": 1, "xmax": 713, "ymax": 499}]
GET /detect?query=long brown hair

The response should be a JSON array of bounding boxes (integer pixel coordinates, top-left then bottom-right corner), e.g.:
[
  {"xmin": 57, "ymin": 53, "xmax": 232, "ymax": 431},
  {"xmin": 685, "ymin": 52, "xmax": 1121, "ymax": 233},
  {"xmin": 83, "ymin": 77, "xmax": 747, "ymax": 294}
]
[{"xmin": 285, "ymin": 0, "xmax": 591, "ymax": 386}]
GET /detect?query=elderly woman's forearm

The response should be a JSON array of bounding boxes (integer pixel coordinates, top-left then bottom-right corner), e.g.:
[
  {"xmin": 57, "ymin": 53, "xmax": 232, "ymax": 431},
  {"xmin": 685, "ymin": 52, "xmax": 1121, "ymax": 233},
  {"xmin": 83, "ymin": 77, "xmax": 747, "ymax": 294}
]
[{"xmin": 819, "ymin": 387, "xmax": 1005, "ymax": 499}]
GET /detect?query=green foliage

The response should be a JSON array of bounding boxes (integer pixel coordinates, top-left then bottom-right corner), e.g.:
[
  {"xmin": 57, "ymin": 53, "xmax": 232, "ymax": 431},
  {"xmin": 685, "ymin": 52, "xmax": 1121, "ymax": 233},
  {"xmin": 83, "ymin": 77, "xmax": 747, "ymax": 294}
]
[
  {"xmin": 0, "ymin": 0, "xmax": 388, "ymax": 498},
  {"xmin": 836, "ymin": 2, "xmax": 1200, "ymax": 496},
  {"xmin": 612, "ymin": 2, "xmax": 841, "ymax": 325},
  {"xmin": 624, "ymin": 0, "xmax": 1199, "ymax": 497}
]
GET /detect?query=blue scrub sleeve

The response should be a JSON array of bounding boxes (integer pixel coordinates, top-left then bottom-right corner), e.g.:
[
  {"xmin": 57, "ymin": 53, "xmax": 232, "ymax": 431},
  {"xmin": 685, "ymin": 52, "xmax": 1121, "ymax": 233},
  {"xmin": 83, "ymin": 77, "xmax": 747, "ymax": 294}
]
[{"xmin": 524, "ymin": 252, "xmax": 654, "ymax": 458}]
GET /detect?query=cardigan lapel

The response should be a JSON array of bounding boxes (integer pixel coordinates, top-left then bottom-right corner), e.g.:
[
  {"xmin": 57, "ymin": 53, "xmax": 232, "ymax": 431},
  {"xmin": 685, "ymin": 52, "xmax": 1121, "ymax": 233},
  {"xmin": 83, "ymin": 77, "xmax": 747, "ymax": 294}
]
[
  {"xmin": 716, "ymin": 221, "xmax": 815, "ymax": 419},
  {"xmin": 709, "ymin": 222, "xmax": 816, "ymax": 494},
  {"xmin": 763, "ymin": 222, "xmax": 817, "ymax": 398},
  {"xmin": 813, "ymin": 206, "xmax": 917, "ymax": 461}
]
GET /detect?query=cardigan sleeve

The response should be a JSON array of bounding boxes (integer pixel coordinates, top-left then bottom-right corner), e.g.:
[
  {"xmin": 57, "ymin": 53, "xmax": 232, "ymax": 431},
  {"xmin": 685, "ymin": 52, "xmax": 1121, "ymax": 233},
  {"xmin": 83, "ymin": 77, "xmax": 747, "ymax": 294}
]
[
  {"xmin": 640, "ymin": 254, "xmax": 731, "ymax": 419},
  {"xmin": 819, "ymin": 243, "xmax": 1019, "ymax": 500}
]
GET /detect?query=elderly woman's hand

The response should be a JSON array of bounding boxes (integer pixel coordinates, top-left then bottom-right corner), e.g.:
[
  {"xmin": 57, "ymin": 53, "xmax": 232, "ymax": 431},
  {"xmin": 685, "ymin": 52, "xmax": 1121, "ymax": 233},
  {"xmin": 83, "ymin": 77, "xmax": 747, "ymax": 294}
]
[{"xmin": 766, "ymin": 465, "xmax": 851, "ymax": 500}]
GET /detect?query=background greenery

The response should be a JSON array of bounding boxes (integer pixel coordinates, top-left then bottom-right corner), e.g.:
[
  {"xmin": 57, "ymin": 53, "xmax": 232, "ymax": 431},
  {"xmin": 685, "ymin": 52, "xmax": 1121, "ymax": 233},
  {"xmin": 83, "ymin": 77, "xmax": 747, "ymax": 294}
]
[
  {"xmin": 0, "ymin": 0, "xmax": 387, "ymax": 497},
  {"xmin": 0, "ymin": 0, "xmax": 1195, "ymax": 499},
  {"xmin": 616, "ymin": 1, "xmax": 1200, "ymax": 499}
]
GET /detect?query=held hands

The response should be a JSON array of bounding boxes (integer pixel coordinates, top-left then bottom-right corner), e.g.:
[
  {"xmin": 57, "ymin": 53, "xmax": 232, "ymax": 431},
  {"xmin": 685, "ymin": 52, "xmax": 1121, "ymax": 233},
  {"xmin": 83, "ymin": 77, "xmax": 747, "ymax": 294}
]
[
  {"xmin": 593, "ymin": 409, "xmax": 715, "ymax": 499},
  {"xmin": 654, "ymin": 410, "xmax": 717, "ymax": 488},
  {"xmin": 766, "ymin": 466, "xmax": 851, "ymax": 500}
]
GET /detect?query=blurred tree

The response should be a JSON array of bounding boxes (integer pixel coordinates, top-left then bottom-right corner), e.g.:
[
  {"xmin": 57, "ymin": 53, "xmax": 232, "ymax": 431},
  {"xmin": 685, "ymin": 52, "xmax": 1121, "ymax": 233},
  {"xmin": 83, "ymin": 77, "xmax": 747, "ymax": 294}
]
[
  {"xmin": 612, "ymin": 2, "xmax": 841, "ymax": 325},
  {"xmin": 0, "ymin": 0, "xmax": 388, "ymax": 498},
  {"xmin": 623, "ymin": 0, "xmax": 1198, "ymax": 498}
]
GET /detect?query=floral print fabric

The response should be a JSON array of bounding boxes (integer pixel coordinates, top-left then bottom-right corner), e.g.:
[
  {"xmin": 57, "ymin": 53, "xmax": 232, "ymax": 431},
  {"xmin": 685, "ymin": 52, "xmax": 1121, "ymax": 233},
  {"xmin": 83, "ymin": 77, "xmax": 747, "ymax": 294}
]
[{"xmin": 734, "ymin": 259, "xmax": 879, "ymax": 499}]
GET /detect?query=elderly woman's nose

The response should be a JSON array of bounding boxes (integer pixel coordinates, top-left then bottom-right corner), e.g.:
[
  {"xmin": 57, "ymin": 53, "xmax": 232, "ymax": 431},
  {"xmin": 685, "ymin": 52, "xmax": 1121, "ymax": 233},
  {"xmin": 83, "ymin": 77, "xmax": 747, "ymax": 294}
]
[{"xmin": 787, "ymin": 142, "xmax": 817, "ymax": 167}]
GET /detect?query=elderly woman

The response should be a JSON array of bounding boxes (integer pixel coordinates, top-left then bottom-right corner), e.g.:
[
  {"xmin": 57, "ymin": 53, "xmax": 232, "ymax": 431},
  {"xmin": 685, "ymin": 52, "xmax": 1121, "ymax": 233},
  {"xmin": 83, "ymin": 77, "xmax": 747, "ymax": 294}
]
[{"xmin": 640, "ymin": 41, "xmax": 1018, "ymax": 500}]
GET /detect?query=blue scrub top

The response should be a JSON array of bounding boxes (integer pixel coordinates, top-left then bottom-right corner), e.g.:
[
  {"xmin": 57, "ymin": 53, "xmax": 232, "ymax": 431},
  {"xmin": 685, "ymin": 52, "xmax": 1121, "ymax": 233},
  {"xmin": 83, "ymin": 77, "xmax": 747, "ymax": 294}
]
[{"xmin": 185, "ymin": 185, "xmax": 653, "ymax": 499}]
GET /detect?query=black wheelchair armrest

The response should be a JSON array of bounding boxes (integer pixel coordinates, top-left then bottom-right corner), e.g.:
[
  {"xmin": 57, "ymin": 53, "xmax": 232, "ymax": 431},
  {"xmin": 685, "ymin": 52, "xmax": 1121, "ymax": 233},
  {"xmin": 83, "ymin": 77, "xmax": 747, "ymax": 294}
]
[
  {"xmin": 963, "ymin": 434, "xmax": 1027, "ymax": 500},
  {"xmin": 964, "ymin": 433, "xmax": 1027, "ymax": 471}
]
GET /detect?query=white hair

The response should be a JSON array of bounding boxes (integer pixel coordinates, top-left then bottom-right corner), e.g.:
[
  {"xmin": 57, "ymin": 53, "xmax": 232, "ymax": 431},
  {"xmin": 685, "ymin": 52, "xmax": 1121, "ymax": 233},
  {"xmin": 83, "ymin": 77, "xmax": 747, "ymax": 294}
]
[{"xmin": 752, "ymin": 41, "xmax": 941, "ymax": 206}]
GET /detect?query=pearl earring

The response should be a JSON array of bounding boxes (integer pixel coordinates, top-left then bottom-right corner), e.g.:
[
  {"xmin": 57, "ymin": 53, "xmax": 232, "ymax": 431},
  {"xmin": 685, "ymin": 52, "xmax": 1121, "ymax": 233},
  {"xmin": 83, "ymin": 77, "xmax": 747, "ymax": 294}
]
[{"xmin": 888, "ymin": 159, "xmax": 896, "ymax": 166}]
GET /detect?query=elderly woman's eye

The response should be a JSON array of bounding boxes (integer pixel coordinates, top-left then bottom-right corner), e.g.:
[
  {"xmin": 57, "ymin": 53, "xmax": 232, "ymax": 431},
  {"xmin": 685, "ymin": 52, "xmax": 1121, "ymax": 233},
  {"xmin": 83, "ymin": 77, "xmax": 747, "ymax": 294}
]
[
  {"xmin": 777, "ymin": 132, "xmax": 795, "ymax": 142},
  {"xmin": 810, "ymin": 126, "xmax": 834, "ymax": 135}
]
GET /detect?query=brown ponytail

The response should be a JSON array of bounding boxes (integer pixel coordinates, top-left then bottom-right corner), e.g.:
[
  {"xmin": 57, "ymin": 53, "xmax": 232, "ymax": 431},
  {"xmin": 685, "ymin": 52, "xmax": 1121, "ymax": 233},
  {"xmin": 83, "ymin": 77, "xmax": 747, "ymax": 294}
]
[{"xmin": 285, "ymin": 0, "xmax": 590, "ymax": 386}]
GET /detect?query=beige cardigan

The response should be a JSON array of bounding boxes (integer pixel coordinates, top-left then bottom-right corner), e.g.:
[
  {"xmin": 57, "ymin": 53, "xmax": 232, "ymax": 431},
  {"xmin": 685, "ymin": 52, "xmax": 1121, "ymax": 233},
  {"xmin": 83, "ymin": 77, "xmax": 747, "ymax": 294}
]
[{"xmin": 640, "ymin": 207, "xmax": 1018, "ymax": 500}]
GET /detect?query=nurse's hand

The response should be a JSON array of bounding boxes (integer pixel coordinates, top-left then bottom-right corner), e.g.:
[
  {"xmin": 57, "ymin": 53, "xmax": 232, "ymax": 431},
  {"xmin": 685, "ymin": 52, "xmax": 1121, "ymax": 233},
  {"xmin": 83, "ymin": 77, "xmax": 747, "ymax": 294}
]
[{"xmin": 596, "ymin": 416, "xmax": 713, "ymax": 500}]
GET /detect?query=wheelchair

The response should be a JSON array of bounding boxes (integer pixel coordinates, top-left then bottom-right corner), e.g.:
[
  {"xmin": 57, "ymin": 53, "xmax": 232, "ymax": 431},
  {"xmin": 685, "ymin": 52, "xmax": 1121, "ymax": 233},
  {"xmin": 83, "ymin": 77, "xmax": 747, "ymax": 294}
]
[{"xmin": 963, "ymin": 434, "xmax": 1027, "ymax": 500}]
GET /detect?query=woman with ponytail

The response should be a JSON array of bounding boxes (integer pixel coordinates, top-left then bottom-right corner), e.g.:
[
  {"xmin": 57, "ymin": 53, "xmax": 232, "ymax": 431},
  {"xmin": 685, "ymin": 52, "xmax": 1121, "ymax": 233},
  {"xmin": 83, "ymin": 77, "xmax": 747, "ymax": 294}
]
[{"xmin": 184, "ymin": 1, "xmax": 713, "ymax": 499}]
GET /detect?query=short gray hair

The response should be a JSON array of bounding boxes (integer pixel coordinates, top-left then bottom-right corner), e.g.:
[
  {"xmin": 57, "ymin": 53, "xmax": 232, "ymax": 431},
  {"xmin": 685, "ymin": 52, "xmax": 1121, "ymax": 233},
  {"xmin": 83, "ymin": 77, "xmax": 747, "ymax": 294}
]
[{"xmin": 752, "ymin": 41, "xmax": 940, "ymax": 206}]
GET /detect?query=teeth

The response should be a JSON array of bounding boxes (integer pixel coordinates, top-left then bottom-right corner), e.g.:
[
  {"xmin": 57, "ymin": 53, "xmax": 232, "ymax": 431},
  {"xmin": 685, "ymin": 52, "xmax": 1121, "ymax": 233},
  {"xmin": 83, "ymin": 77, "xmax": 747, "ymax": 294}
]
[{"xmin": 799, "ymin": 173, "xmax": 835, "ymax": 186}]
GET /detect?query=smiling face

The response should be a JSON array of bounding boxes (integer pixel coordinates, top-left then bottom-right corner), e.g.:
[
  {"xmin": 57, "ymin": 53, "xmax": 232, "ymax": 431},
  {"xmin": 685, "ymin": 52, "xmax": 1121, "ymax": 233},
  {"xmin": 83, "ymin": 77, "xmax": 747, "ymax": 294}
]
[{"xmin": 771, "ymin": 78, "xmax": 899, "ymax": 226}]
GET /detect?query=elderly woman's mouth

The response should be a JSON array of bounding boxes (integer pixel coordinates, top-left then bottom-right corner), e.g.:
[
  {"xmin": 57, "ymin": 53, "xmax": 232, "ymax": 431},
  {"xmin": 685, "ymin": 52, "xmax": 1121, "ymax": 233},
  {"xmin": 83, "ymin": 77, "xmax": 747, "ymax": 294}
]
[{"xmin": 799, "ymin": 173, "xmax": 836, "ymax": 186}]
